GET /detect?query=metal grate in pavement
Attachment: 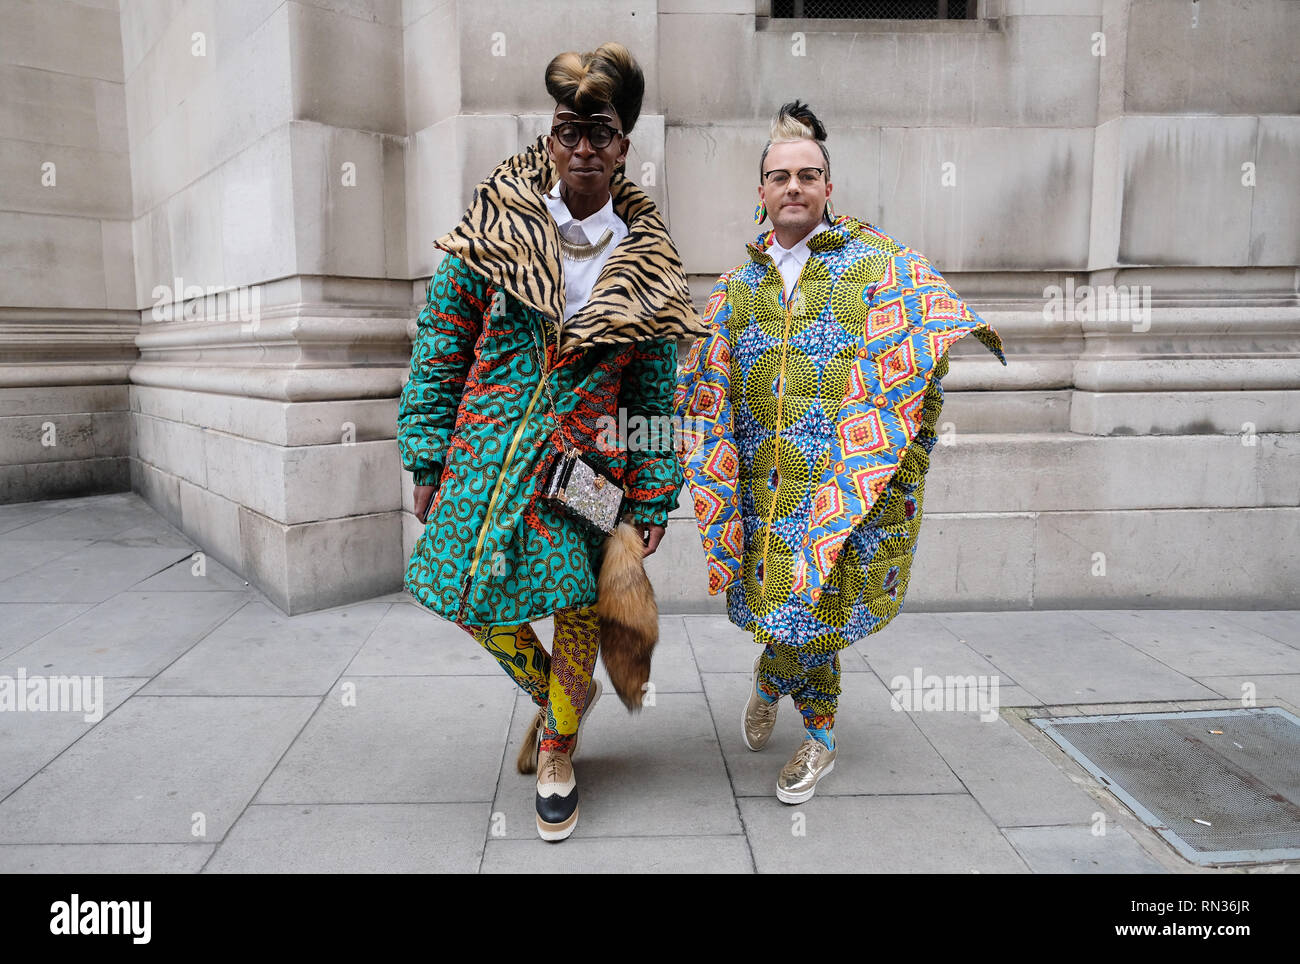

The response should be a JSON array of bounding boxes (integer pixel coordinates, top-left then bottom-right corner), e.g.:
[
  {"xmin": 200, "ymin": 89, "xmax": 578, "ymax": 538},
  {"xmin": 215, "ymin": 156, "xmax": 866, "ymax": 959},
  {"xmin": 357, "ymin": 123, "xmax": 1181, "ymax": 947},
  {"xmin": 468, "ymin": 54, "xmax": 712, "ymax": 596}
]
[{"xmin": 1031, "ymin": 707, "xmax": 1300, "ymax": 866}]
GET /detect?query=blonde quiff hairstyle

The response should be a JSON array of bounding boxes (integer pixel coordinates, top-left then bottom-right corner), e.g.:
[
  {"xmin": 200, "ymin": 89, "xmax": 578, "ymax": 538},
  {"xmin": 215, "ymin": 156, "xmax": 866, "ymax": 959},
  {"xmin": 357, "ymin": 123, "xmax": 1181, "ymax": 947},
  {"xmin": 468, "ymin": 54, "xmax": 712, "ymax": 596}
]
[
  {"xmin": 545, "ymin": 42, "xmax": 645, "ymax": 135},
  {"xmin": 760, "ymin": 99, "xmax": 831, "ymax": 183}
]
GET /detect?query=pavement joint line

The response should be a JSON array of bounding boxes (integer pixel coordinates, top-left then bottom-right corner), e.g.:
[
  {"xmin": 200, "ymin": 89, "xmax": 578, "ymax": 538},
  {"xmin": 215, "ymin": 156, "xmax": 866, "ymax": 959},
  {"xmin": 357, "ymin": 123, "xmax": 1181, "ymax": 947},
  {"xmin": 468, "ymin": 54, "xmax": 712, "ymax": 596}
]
[
  {"xmin": 480, "ymin": 687, "xmax": 523, "ymax": 872},
  {"xmin": 482, "ymin": 833, "xmax": 750, "ymax": 842},
  {"xmin": 0, "ymin": 675, "xmax": 151, "ymax": 808},
  {"xmin": 186, "ymin": 601, "xmax": 407, "ymax": 856},
  {"xmin": 0, "ymin": 547, "xmax": 93, "ymax": 587},
  {"xmin": 1000, "ymin": 822, "xmax": 1113, "ymax": 829},
  {"xmin": 131, "ymin": 692, "xmax": 359, "ymax": 698},
  {"xmin": 731, "ymin": 790, "xmax": 973, "ymax": 798},
  {"xmin": 0, "ymin": 601, "xmax": 100, "ymax": 663},
  {"xmin": 686, "ymin": 621, "xmax": 759, "ymax": 873},
  {"xmin": 0, "ymin": 841, "xmax": 221, "ymax": 847},
  {"xmin": 1217, "ymin": 610, "xmax": 1300, "ymax": 653},
  {"xmin": 1197, "ymin": 671, "xmax": 1300, "ymax": 677},
  {"xmin": 236, "ymin": 801, "xmax": 499, "ymax": 807},
  {"xmin": 122, "ymin": 593, "xmax": 257, "ymax": 685},
  {"xmin": 0, "ymin": 511, "xmax": 80, "ymax": 542},
  {"xmin": 217, "ymin": 799, "xmax": 498, "ymax": 807},
  {"xmin": 103, "ymin": 588, "xmax": 248, "ymax": 594},
  {"xmin": 141, "ymin": 593, "xmax": 392, "ymax": 699},
  {"xmin": 1073, "ymin": 610, "xmax": 1249, "ymax": 694},
  {"xmin": 127, "ymin": 549, "xmax": 200, "ymax": 587},
  {"xmin": 881, "ymin": 697, "xmax": 1040, "ymax": 855},
  {"xmin": 197, "ymin": 684, "xmax": 334, "ymax": 873},
  {"xmin": 338, "ymin": 675, "xmax": 705, "ymax": 691}
]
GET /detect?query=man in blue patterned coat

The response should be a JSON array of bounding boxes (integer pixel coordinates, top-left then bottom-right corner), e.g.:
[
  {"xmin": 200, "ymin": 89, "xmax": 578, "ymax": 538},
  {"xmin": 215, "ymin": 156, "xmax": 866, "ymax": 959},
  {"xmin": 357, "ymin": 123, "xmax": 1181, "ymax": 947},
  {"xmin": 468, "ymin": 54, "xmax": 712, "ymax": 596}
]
[{"xmin": 675, "ymin": 101, "xmax": 1007, "ymax": 803}]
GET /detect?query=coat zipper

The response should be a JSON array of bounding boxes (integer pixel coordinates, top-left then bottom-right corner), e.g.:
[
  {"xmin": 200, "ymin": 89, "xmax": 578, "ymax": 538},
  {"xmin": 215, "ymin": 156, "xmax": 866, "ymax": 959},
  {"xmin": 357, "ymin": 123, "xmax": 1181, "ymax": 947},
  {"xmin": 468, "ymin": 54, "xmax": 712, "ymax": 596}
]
[
  {"xmin": 456, "ymin": 309, "xmax": 556, "ymax": 622},
  {"xmin": 759, "ymin": 264, "xmax": 806, "ymax": 581}
]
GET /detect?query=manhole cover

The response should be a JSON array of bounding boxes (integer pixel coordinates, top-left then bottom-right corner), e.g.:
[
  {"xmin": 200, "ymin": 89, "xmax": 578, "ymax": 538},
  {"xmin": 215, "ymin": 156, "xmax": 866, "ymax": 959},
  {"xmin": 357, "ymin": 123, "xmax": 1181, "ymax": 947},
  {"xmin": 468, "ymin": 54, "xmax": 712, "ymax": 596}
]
[{"xmin": 1031, "ymin": 707, "xmax": 1300, "ymax": 866}]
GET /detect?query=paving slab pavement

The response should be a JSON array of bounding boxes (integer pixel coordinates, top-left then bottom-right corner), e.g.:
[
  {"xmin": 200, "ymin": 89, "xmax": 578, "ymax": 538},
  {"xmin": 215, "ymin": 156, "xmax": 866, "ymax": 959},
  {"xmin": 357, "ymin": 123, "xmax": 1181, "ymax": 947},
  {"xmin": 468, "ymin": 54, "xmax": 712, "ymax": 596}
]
[{"xmin": 1, "ymin": 493, "xmax": 1297, "ymax": 873}]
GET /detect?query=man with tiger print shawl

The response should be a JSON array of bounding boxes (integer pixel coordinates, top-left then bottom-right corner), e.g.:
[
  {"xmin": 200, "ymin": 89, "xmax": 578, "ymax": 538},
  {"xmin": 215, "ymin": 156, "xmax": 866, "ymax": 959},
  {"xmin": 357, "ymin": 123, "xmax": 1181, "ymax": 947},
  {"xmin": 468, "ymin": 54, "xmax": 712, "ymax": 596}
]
[
  {"xmin": 397, "ymin": 43, "xmax": 705, "ymax": 841},
  {"xmin": 676, "ymin": 102, "xmax": 1007, "ymax": 804}
]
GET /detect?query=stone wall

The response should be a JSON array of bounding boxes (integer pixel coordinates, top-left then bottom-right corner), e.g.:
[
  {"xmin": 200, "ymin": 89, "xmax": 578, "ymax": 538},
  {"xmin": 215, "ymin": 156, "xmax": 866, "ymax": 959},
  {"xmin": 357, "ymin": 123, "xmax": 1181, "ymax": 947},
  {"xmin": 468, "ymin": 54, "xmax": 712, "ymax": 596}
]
[
  {"xmin": 0, "ymin": 0, "xmax": 136, "ymax": 502},
  {"xmin": 1, "ymin": 0, "xmax": 1296, "ymax": 612}
]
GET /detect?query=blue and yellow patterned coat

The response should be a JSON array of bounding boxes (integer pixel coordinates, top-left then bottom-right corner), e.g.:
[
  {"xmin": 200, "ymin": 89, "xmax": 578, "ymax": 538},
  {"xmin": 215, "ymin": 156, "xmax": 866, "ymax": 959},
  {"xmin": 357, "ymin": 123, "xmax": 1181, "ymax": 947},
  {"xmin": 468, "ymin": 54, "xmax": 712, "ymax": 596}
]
[
  {"xmin": 675, "ymin": 215, "xmax": 1006, "ymax": 646},
  {"xmin": 398, "ymin": 137, "xmax": 706, "ymax": 628}
]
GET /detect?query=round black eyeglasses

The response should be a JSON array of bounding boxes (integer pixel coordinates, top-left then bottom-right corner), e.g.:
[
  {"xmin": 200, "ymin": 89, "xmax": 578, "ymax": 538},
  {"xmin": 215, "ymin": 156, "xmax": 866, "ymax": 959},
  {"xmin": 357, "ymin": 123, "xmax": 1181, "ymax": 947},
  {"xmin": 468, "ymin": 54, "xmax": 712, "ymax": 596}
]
[{"xmin": 551, "ymin": 122, "xmax": 622, "ymax": 150}]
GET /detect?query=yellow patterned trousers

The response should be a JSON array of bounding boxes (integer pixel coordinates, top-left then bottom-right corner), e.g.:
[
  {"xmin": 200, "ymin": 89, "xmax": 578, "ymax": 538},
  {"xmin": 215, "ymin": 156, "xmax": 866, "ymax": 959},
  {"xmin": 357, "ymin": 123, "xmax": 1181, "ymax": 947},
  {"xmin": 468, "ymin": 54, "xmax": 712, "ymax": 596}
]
[{"xmin": 464, "ymin": 603, "xmax": 600, "ymax": 754}]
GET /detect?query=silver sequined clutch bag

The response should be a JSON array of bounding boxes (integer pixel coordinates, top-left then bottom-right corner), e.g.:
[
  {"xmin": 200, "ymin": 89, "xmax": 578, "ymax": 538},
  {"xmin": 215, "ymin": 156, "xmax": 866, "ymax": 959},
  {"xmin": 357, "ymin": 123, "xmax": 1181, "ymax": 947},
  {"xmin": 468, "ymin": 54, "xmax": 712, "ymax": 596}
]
[
  {"xmin": 543, "ymin": 446, "xmax": 624, "ymax": 536},
  {"xmin": 531, "ymin": 316, "xmax": 624, "ymax": 536}
]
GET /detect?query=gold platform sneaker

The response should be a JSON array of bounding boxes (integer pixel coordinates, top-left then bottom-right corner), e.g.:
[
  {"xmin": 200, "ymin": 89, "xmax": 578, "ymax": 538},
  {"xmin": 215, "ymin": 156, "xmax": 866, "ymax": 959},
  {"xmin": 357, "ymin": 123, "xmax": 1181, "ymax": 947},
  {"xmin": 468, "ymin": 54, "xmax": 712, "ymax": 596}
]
[
  {"xmin": 742, "ymin": 655, "xmax": 780, "ymax": 751},
  {"xmin": 775, "ymin": 737, "xmax": 836, "ymax": 804}
]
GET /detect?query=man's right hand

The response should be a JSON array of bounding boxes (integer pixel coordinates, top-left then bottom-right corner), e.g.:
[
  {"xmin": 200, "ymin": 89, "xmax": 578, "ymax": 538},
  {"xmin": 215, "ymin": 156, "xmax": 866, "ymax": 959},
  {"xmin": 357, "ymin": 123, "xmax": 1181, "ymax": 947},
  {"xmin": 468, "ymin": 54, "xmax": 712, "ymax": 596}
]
[{"xmin": 414, "ymin": 485, "xmax": 436, "ymax": 523}]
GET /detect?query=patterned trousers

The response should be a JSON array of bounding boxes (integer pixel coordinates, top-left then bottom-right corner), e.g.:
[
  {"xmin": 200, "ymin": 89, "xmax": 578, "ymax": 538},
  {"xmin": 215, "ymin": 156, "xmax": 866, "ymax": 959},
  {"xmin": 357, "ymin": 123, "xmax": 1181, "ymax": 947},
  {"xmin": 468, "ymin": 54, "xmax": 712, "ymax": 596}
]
[
  {"xmin": 754, "ymin": 625, "xmax": 840, "ymax": 733},
  {"xmin": 462, "ymin": 603, "xmax": 601, "ymax": 755}
]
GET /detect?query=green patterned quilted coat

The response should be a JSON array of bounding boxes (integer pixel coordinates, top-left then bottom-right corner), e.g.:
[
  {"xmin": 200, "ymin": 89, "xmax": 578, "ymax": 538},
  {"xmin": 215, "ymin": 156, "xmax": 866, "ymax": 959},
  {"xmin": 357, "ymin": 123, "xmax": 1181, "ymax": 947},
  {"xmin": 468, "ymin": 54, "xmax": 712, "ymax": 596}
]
[{"xmin": 397, "ymin": 137, "xmax": 706, "ymax": 627}]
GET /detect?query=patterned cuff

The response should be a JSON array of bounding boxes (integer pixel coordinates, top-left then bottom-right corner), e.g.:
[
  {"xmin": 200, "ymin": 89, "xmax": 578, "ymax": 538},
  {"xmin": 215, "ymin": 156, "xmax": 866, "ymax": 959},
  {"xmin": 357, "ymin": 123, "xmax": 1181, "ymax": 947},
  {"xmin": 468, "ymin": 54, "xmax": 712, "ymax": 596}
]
[
  {"xmin": 412, "ymin": 465, "xmax": 441, "ymax": 487},
  {"xmin": 628, "ymin": 501, "xmax": 670, "ymax": 528}
]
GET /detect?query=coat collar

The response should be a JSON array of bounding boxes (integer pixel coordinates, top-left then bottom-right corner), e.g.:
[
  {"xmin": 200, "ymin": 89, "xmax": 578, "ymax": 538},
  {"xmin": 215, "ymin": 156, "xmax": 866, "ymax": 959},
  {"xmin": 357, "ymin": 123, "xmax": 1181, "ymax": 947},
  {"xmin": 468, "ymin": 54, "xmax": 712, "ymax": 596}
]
[
  {"xmin": 747, "ymin": 213, "xmax": 859, "ymax": 264},
  {"xmin": 435, "ymin": 135, "xmax": 705, "ymax": 352}
]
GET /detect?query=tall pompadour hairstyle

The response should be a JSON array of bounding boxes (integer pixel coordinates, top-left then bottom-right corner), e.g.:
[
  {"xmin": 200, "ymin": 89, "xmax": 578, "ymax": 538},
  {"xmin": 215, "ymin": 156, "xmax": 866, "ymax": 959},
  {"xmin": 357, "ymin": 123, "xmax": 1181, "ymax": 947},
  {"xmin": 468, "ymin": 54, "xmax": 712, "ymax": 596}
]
[
  {"xmin": 545, "ymin": 42, "xmax": 645, "ymax": 135},
  {"xmin": 759, "ymin": 99, "xmax": 831, "ymax": 183}
]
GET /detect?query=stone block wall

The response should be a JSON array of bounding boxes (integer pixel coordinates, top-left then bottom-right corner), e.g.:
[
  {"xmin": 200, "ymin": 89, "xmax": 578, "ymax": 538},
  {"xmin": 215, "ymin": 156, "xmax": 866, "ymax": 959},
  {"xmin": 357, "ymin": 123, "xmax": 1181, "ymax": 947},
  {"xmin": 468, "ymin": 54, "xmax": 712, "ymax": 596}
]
[{"xmin": 1, "ymin": 0, "xmax": 1295, "ymax": 612}]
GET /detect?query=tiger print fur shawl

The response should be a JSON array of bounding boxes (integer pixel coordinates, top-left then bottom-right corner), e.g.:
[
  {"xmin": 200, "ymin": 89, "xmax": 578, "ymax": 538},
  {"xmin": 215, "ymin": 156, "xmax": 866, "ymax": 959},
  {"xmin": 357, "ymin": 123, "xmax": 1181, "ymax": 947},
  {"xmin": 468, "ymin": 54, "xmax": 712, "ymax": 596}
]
[{"xmin": 434, "ymin": 135, "xmax": 706, "ymax": 353}]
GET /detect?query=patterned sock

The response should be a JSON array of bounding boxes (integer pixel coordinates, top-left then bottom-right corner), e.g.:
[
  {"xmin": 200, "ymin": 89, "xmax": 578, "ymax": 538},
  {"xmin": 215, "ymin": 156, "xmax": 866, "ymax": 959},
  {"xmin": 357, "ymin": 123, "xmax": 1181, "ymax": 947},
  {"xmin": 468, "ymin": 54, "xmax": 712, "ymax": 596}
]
[
  {"xmin": 795, "ymin": 711, "xmax": 837, "ymax": 753},
  {"xmin": 806, "ymin": 722, "xmax": 837, "ymax": 753},
  {"xmin": 541, "ymin": 729, "xmax": 577, "ymax": 756}
]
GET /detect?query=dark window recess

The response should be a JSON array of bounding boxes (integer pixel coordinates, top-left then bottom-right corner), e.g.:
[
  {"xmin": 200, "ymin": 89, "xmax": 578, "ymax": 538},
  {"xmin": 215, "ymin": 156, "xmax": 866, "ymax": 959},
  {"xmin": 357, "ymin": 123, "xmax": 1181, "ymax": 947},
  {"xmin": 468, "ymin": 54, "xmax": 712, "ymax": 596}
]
[{"xmin": 772, "ymin": 0, "xmax": 974, "ymax": 19}]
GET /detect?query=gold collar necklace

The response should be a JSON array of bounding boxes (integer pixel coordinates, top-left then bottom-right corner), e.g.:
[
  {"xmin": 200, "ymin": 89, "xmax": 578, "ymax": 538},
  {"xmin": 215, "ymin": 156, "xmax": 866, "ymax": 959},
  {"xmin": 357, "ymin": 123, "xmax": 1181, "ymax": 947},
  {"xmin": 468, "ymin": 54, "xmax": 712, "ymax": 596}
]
[
  {"xmin": 556, "ymin": 184, "xmax": 615, "ymax": 261},
  {"xmin": 560, "ymin": 227, "xmax": 614, "ymax": 262}
]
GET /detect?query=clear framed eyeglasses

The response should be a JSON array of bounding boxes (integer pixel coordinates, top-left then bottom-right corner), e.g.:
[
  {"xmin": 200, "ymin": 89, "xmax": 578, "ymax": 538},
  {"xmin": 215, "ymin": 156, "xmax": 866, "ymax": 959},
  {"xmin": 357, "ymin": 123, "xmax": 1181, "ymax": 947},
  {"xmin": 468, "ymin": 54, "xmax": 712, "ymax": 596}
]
[{"xmin": 762, "ymin": 167, "xmax": 825, "ymax": 187}]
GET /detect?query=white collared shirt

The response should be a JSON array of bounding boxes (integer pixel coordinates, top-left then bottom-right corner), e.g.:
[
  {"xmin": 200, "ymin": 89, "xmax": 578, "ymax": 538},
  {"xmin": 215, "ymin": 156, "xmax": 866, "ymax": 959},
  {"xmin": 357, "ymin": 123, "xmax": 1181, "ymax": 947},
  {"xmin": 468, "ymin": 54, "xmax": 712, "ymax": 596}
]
[
  {"xmin": 544, "ymin": 181, "xmax": 629, "ymax": 321},
  {"xmin": 768, "ymin": 215, "xmax": 832, "ymax": 299}
]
